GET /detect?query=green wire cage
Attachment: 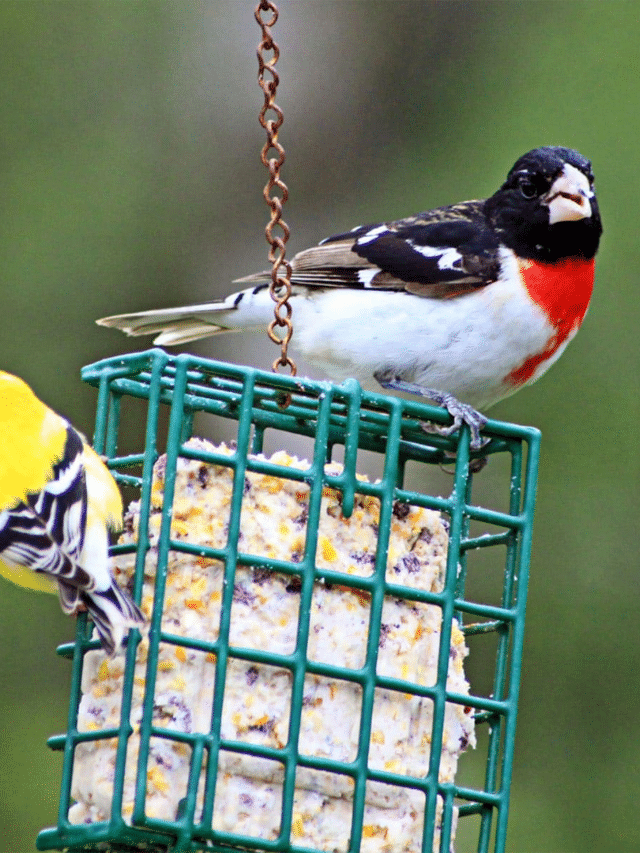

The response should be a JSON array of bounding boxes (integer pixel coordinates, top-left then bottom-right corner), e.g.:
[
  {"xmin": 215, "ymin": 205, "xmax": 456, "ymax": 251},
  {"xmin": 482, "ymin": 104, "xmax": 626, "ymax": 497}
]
[{"xmin": 37, "ymin": 347, "xmax": 539, "ymax": 853}]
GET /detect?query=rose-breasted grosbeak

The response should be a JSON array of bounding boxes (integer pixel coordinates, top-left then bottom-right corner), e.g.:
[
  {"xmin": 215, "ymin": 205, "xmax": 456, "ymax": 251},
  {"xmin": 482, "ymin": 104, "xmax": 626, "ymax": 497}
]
[{"xmin": 98, "ymin": 146, "xmax": 602, "ymax": 449}]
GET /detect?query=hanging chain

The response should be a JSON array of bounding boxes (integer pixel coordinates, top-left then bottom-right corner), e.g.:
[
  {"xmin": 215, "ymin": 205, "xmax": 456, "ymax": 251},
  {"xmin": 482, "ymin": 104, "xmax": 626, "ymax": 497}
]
[{"xmin": 255, "ymin": 0, "xmax": 296, "ymax": 377}]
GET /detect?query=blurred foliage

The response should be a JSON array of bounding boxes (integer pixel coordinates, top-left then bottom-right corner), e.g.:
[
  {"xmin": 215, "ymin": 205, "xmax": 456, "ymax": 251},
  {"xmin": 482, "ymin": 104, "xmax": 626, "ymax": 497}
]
[{"xmin": 1, "ymin": 2, "xmax": 639, "ymax": 852}]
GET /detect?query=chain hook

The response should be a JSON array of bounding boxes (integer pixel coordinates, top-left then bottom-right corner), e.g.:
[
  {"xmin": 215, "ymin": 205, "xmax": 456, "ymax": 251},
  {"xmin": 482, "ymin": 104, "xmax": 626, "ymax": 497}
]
[{"xmin": 255, "ymin": 0, "xmax": 296, "ymax": 380}]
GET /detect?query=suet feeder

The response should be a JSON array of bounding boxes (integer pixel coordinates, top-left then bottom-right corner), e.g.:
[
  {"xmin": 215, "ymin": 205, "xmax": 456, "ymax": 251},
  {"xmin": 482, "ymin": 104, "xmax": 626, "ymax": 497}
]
[{"xmin": 36, "ymin": 348, "xmax": 539, "ymax": 853}]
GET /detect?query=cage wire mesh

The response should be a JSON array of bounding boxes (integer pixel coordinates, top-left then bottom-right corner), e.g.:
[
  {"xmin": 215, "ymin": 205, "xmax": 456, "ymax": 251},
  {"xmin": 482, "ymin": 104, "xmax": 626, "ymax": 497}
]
[{"xmin": 37, "ymin": 348, "xmax": 539, "ymax": 853}]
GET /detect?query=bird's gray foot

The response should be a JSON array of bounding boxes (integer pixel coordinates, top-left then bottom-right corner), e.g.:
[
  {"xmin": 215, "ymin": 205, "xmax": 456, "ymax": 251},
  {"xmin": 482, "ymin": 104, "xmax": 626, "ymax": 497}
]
[{"xmin": 374, "ymin": 374, "xmax": 489, "ymax": 451}]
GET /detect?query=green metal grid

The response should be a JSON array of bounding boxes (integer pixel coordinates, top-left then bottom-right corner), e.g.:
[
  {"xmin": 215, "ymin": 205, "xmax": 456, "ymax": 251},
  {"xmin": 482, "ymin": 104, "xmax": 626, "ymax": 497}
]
[{"xmin": 37, "ymin": 347, "xmax": 540, "ymax": 853}]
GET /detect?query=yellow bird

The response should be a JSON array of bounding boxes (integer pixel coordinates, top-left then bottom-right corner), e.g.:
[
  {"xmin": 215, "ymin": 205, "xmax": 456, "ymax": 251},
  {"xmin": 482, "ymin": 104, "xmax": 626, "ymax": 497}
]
[{"xmin": 0, "ymin": 371, "xmax": 145, "ymax": 655}]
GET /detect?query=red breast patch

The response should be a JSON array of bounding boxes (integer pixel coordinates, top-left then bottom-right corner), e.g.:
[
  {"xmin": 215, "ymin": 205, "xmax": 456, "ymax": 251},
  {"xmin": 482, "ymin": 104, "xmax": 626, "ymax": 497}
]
[{"xmin": 508, "ymin": 257, "xmax": 595, "ymax": 386}]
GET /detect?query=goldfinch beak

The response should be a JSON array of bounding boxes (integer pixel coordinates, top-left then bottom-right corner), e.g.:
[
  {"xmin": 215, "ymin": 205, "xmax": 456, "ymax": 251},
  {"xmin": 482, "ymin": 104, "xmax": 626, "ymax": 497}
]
[{"xmin": 545, "ymin": 163, "xmax": 594, "ymax": 224}]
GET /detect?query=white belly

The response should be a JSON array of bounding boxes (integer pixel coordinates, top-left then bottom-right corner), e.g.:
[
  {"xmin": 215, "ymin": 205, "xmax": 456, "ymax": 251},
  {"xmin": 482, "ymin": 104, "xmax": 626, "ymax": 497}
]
[{"xmin": 289, "ymin": 273, "xmax": 559, "ymax": 410}]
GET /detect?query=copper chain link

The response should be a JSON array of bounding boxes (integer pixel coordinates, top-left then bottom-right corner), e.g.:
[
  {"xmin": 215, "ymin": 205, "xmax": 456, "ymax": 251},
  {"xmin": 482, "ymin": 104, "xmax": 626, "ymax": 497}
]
[{"xmin": 255, "ymin": 0, "xmax": 296, "ymax": 377}]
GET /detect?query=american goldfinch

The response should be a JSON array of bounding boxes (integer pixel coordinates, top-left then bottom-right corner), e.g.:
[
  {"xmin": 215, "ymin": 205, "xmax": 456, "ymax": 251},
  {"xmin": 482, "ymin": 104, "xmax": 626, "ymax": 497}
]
[
  {"xmin": 0, "ymin": 371, "xmax": 145, "ymax": 655},
  {"xmin": 98, "ymin": 146, "xmax": 601, "ymax": 449}
]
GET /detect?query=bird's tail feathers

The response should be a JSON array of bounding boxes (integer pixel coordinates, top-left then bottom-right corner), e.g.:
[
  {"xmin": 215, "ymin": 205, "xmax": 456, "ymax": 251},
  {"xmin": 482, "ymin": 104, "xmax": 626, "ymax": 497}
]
[
  {"xmin": 58, "ymin": 579, "xmax": 81, "ymax": 615},
  {"xmin": 232, "ymin": 270, "xmax": 271, "ymax": 285},
  {"xmin": 149, "ymin": 321, "xmax": 234, "ymax": 347},
  {"xmin": 84, "ymin": 578, "xmax": 146, "ymax": 657},
  {"xmin": 97, "ymin": 286, "xmax": 274, "ymax": 347},
  {"xmin": 97, "ymin": 302, "xmax": 231, "ymax": 343}
]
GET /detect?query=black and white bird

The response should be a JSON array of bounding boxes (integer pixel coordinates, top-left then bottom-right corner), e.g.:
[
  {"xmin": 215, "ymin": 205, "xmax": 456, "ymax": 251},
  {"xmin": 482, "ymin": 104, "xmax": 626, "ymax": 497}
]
[{"xmin": 98, "ymin": 146, "xmax": 602, "ymax": 448}]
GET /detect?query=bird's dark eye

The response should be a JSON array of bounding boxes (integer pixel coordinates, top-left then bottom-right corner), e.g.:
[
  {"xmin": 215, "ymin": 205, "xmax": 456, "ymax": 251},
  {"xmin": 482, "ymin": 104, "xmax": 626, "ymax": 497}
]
[{"xmin": 518, "ymin": 176, "xmax": 538, "ymax": 199}]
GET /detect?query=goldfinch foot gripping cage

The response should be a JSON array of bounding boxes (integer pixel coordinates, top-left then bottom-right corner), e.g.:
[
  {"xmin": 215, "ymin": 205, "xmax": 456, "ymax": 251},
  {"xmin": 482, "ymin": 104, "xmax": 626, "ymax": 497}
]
[{"xmin": 37, "ymin": 348, "xmax": 539, "ymax": 853}]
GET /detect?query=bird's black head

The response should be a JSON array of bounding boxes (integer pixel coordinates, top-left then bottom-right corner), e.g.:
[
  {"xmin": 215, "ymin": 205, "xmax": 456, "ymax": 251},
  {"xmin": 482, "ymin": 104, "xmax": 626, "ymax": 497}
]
[{"xmin": 484, "ymin": 146, "xmax": 602, "ymax": 262}]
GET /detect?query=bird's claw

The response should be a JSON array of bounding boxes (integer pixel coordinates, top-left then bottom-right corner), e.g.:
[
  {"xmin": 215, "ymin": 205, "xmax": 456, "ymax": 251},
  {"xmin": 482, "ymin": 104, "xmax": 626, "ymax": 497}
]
[
  {"xmin": 374, "ymin": 373, "xmax": 490, "ymax": 451},
  {"xmin": 419, "ymin": 402, "xmax": 489, "ymax": 451}
]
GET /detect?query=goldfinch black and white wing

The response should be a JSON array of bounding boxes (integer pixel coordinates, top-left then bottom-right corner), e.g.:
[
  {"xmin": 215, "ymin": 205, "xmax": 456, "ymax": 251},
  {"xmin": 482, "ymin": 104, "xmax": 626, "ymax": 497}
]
[{"xmin": 0, "ymin": 371, "xmax": 145, "ymax": 655}]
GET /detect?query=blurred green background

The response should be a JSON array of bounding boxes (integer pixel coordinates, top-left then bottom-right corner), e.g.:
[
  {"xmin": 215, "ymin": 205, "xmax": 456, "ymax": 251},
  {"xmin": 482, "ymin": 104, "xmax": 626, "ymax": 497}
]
[{"xmin": 1, "ymin": 2, "xmax": 638, "ymax": 851}]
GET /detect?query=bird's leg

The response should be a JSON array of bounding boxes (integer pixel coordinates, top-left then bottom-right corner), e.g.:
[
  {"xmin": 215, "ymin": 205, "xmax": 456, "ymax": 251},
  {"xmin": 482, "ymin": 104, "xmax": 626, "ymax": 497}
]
[{"xmin": 374, "ymin": 373, "xmax": 489, "ymax": 451}]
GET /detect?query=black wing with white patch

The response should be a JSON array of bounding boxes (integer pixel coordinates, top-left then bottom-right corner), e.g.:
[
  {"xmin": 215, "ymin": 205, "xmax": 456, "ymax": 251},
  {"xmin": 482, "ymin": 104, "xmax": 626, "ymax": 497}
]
[
  {"xmin": 286, "ymin": 199, "xmax": 502, "ymax": 298},
  {"xmin": 0, "ymin": 426, "xmax": 93, "ymax": 601}
]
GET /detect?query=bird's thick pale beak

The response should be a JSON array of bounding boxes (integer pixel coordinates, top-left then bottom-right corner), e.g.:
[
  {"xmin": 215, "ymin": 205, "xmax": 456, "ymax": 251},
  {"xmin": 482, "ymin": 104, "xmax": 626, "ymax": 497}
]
[{"xmin": 544, "ymin": 163, "xmax": 594, "ymax": 224}]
